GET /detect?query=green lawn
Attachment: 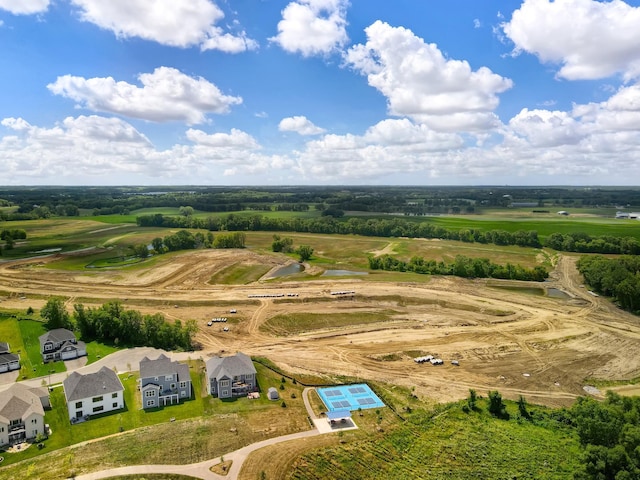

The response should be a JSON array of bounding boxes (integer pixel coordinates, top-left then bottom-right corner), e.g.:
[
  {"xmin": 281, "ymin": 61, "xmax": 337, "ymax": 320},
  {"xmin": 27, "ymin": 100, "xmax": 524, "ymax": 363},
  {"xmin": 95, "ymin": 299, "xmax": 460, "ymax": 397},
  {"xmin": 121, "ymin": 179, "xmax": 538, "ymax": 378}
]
[
  {"xmin": 0, "ymin": 314, "xmax": 121, "ymax": 380},
  {"xmin": 85, "ymin": 341, "xmax": 120, "ymax": 365},
  {"xmin": 0, "ymin": 314, "xmax": 30, "ymax": 378},
  {"xmin": 17, "ymin": 318, "xmax": 67, "ymax": 378}
]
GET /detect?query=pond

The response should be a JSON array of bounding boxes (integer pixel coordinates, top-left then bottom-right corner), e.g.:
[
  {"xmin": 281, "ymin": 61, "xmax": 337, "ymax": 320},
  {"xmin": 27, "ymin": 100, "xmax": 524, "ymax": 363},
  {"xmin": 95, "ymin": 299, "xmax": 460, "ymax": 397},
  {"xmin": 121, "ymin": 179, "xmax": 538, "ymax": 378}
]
[
  {"xmin": 490, "ymin": 285, "xmax": 545, "ymax": 296},
  {"xmin": 265, "ymin": 263, "xmax": 304, "ymax": 278},
  {"xmin": 321, "ymin": 269, "xmax": 368, "ymax": 276},
  {"xmin": 547, "ymin": 288, "xmax": 570, "ymax": 299}
]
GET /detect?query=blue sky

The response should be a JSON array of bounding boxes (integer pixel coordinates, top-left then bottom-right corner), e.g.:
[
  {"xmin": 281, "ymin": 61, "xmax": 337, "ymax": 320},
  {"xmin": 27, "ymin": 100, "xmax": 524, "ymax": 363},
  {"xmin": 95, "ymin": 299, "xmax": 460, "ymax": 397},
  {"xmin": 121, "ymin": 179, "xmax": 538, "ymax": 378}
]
[{"xmin": 1, "ymin": 0, "xmax": 640, "ymax": 186}]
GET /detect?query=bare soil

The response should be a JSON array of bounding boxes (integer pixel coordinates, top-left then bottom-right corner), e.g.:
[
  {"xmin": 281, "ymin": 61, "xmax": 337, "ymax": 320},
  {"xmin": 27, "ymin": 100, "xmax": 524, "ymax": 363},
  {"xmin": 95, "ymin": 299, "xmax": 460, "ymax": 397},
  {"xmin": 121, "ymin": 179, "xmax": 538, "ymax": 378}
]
[{"xmin": 2, "ymin": 249, "xmax": 639, "ymax": 407}]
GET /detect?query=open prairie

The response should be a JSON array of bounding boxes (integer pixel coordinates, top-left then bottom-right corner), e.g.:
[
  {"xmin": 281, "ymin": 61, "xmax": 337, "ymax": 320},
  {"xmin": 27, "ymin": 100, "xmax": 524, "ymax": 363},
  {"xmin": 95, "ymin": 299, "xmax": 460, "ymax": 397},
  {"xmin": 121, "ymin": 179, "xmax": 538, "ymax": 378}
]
[{"xmin": 1, "ymin": 233, "xmax": 639, "ymax": 408}]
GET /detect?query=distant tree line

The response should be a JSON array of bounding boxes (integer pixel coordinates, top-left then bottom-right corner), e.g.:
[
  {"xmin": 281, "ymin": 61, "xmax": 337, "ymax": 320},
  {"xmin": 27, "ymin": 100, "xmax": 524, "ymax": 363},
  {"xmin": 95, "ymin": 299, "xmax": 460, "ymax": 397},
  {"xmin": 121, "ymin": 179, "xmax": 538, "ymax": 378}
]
[
  {"xmin": 5, "ymin": 185, "xmax": 640, "ymax": 220},
  {"xmin": 577, "ymin": 255, "xmax": 640, "ymax": 313},
  {"xmin": 546, "ymin": 232, "xmax": 640, "ymax": 255},
  {"xmin": 368, "ymin": 254, "xmax": 549, "ymax": 282},
  {"xmin": 40, "ymin": 297, "xmax": 196, "ymax": 351}
]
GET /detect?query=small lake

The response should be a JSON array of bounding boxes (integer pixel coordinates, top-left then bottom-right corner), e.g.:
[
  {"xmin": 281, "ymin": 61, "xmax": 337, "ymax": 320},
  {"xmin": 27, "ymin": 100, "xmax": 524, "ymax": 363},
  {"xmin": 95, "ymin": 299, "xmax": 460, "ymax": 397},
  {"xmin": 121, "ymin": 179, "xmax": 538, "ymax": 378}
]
[
  {"xmin": 265, "ymin": 263, "xmax": 304, "ymax": 278},
  {"xmin": 321, "ymin": 269, "xmax": 369, "ymax": 276}
]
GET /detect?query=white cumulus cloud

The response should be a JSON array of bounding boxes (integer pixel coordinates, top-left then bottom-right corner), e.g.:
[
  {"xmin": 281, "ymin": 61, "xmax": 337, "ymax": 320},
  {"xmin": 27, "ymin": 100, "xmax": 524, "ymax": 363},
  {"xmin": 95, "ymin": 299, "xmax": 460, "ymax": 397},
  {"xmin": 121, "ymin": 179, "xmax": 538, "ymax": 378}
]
[
  {"xmin": 271, "ymin": 0, "xmax": 349, "ymax": 57},
  {"xmin": 68, "ymin": 0, "xmax": 257, "ymax": 52},
  {"xmin": 0, "ymin": 0, "xmax": 49, "ymax": 15},
  {"xmin": 279, "ymin": 116, "xmax": 326, "ymax": 135},
  {"xmin": 47, "ymin": 67, "xmax": 242, "ymax": 124},
  {"xmin": 0, "ymin": 115, "xmax": 294, "ymax": 184},
  {"xmin": 295, "ymin": 118, "xmax": 465, "ymax": 181},
  {"xmin": 186, "ymin": 128, "xmax": 260, "ymax": 149},
  {"xmin": 503, "ymin": 0, "xmax": 640, "ymax": 81},
  {"xmin": 345, "ymin": 21, "xmax": 512, "ymax": 132}
]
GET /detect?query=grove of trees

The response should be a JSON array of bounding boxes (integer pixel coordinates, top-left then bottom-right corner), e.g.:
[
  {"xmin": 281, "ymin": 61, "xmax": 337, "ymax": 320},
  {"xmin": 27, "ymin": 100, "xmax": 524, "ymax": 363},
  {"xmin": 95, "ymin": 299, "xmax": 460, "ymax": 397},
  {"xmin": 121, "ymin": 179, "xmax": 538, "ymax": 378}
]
[
  {"xmin": 368, "ymin": 254, "xmax": 549, "ymax": 282},
  {"xmin": 572, "ymin": 392, "xmax": 640, "ymax": 480},
  {"xmin": 73, "ymin": 301, "xmax": 196, "ymax": 350},
  {"xmin": 39, "ymin": 298, "xmax": 196, "ymax": 351},
  {"xmin": 577, "ymin": 255, "xmax": 640, "ymax": 313}
]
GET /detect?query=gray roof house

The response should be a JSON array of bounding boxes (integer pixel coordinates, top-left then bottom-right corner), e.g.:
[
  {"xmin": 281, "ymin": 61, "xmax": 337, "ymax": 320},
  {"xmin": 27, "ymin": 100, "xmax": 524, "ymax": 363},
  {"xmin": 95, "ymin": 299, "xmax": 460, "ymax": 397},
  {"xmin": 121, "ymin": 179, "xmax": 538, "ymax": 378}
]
[
  {"xmin": 139, "ymin": 354, "xmax": 192, "ymax": 409},
  {"xmin": 0, "ymin": 341, "xmax": 20, "ymax": 373},
  {"xmin": 63, "ymin": 366, "xmax": 124, "ymax": 422},
  {"xmin": 206, "ymin": 352, "xmax": 257, "ymax": 399},
  {"xmin": 0, "ymin": 383, "xmax": 49, "ymax": 446},
  {"xmin": 39, "ymin": 328, "xmax": 87, "ymax": 363}
]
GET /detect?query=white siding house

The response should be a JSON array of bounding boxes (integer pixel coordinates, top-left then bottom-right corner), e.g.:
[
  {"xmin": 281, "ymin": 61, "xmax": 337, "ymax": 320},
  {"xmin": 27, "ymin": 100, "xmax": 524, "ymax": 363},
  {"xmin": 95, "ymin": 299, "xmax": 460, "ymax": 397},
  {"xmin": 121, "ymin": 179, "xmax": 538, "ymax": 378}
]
[{"xmin": 63, "ymin": 366, "xmax": 124, "ymax": 422}]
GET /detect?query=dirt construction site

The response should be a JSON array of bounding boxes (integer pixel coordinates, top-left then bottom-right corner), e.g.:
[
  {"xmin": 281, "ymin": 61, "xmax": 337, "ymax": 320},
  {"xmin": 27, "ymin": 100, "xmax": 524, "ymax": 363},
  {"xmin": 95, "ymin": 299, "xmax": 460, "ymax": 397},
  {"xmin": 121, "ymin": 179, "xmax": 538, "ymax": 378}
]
[{"xmin": 2, "ymin": 248, "xmax": 640, "ymax": 407}]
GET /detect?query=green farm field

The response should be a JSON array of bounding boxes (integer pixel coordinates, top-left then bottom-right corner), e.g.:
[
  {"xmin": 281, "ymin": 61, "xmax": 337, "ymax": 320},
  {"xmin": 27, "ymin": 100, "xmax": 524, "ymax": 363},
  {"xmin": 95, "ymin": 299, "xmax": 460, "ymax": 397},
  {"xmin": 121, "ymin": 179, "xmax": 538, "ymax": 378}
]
[{"xmin": 384, "ymin": 213, "xmax": 640, "ymax": 240}]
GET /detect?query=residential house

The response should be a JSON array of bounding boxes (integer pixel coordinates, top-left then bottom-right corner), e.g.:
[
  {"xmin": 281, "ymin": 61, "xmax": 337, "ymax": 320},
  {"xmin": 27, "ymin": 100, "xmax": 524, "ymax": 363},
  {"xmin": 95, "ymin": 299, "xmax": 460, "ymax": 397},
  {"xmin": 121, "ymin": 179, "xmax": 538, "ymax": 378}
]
[
  {"xmin": 139, "ymin": 354, "xmax": 191, "ymax": 409},
  {"xmin": 63, "ymin": 366, "xmax": 124, "ymax": 422},
  {"xmin": 39, "ymin": 328, "xmax": 87, "ymax": 363},
  {"xmin": 0, "ymin": 383, "xmax": 50, "ymax": 446},
  {"xmin": 206, "ymin": 352, "xmax": 257, "ymax": 399},
  {"xmin": 0, "ymin": 341, "xmax": 20, "ymax": 373}
]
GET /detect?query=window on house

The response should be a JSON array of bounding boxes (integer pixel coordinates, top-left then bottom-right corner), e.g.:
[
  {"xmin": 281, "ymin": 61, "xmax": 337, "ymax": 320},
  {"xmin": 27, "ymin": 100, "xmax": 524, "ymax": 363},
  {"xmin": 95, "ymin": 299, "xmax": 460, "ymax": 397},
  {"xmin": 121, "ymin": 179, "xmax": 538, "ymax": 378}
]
[
  {"xmin": 222, "ymin": 390, "xmax": 228, "ymax": 396},
  {"xmin": 170, "ymin": 383, "xmax": 176, "ymax": 390},
  {"xmin": 92, "ymin": 405, "xmax": 104, "ymax": 413},
  {"xmin": 145, "ymin": 390, "xmax": 155, "ymax": 397},
  {"xmin": 165, "ymin": 375, "xmax": 172, "ymax": 381},
  {"xmin": 0, "ymin": 427, "xmax": 4, "ymax": 432},
  {"xmin": 33, "ymin": 429, "xmax": 38, "ymax": 436},
  {"xmin": 112, "ymin": 392, "xmax": 117, "ymax": 398},
  {"xmin": 146, "ymin": 400, "xmax": 155, "ymax": 407},
  {"xmin": 112, "ymin": 402, "xmax": 118, "ymax": 408},
  {"xmin": 179, "ymin": 381, "xmax": 187, "ymax": 388},
  {"xmin": 92, "ymin": 396, "xmax": 103, "ymax": 402},
  {"xmin": 75, "ymin": 401, "xmax": 82, "ymax": 409},
  {"xmin": 181, "ymin": 391, "xmax": 186, "ymax": 397}
]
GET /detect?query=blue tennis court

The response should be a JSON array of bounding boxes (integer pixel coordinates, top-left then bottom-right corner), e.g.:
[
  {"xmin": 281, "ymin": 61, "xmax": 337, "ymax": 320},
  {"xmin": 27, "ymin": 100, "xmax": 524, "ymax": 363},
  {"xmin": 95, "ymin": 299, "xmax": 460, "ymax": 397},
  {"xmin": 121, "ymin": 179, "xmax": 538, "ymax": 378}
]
[{"xmin": 317, "ymin": 384, "xmax": 385, "ymax": 412}]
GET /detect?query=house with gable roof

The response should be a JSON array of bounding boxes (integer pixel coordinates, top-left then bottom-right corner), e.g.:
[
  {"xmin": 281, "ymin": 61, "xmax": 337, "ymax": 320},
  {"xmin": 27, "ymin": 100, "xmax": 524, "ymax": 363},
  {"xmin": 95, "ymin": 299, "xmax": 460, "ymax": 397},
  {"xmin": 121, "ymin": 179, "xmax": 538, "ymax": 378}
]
[
  {"xmin": 63, "ymin": 366, "xmax": 124, "ymax": 422},
  {"xmin": 39, "ymin": 328, "xmax": 86, "ymax": 363},
  {"xmin": 0, "ymin": 383, "xmax": 50, "ymax": 446},
  {"xmin": 0, "ymin": 341, "xmax": 20, "ymax": 373},
  {"xmin": 139, "ymin": 354, "xmax": 191, "ymax": 409},
  {"xmin": 205, "ymin": 352, "xmax": 257, "ymax": 399}
]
